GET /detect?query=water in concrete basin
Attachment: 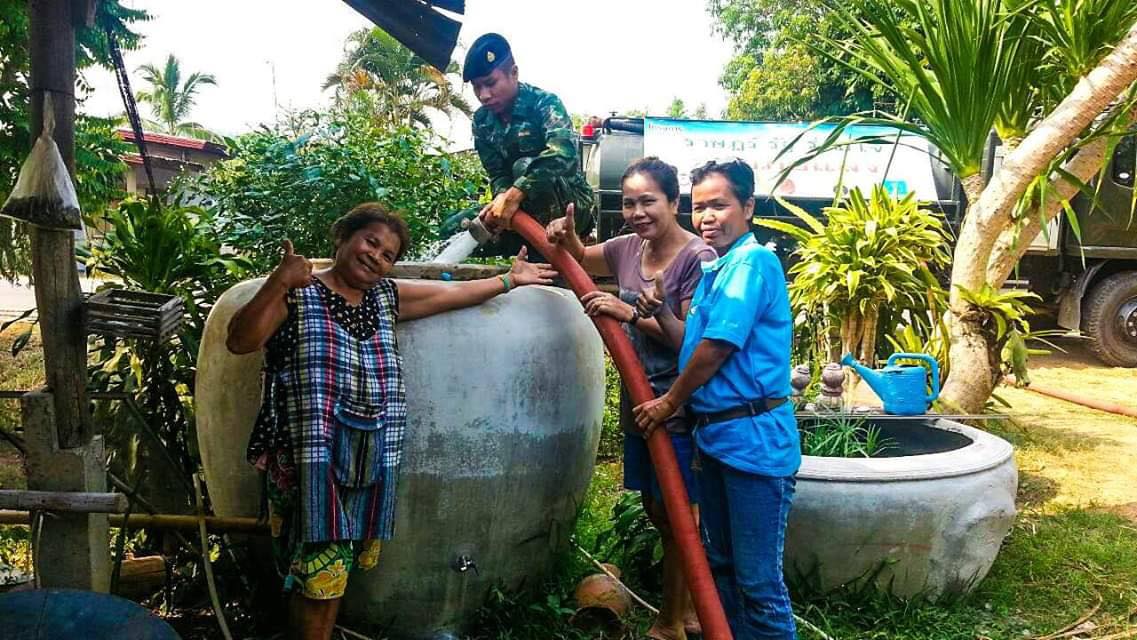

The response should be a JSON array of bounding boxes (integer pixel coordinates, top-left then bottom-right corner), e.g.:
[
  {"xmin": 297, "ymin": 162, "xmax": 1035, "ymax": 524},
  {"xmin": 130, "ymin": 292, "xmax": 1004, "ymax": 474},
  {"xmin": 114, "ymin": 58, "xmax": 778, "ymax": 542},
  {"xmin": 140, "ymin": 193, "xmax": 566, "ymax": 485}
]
[{"xmin": 430, "ymin": 230, "xmax": 479, "ymax": 264}]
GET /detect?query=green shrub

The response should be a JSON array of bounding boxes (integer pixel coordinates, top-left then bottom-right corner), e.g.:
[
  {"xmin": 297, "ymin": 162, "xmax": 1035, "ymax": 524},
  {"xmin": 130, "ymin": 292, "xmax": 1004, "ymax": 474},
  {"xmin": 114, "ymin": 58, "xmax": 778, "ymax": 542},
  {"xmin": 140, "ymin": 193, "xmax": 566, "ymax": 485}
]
[
  {"xmin": 185, "ymin": 105, "xmax": 488, "ymax": 272},
  {"xmin": 591, "ymin": 491, "xmax": 662, "ymax": 593},
  {"xmin": 85, "ymin": 197, "xmax": 250, "ymax": 512},
  {"xmin": 758, "ymin": 186, "xmax": 951, "ymax": 369},
  {"xmin": 597, "ymin": 356, "xmax": 623, "ymax": 463}
]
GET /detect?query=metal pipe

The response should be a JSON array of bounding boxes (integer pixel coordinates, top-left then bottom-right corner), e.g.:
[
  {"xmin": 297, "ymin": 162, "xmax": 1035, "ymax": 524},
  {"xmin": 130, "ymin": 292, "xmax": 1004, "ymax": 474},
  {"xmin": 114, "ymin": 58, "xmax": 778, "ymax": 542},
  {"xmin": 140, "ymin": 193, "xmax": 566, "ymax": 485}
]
[
  {"xmin": 509, "ymin": 211, "xmax": 732, "ymax": 640},
  {"xmin": 463, "ymin": 215, "xmax": 497, "ymax": 246}
]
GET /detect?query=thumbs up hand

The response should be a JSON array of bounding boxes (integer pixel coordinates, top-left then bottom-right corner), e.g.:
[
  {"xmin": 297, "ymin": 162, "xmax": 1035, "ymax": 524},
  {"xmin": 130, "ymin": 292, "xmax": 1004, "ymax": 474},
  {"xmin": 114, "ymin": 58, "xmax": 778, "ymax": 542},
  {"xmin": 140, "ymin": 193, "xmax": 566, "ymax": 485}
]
[
  {"xmin": 272, "ymin": 239, "xmax": 314, "ymax": 290},
  {"xmin": 635, "ymin": 271, "xmax": 667, "ymax": 319}
]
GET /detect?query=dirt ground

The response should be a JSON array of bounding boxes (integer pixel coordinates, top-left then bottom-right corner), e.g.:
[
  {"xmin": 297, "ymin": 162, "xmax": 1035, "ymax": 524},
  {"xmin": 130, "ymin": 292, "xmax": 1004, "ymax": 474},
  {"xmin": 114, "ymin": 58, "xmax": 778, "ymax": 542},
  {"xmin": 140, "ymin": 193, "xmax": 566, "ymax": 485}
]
[{"xmin": 998, "ymin": 338, "xmax": 1137, "ymax": 517}]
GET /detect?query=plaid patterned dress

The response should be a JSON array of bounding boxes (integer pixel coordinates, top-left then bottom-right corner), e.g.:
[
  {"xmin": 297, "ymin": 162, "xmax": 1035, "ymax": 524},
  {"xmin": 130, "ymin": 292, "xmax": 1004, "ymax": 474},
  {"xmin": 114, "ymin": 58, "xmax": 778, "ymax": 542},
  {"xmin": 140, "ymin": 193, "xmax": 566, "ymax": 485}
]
[{"xmin": 247, "ymin": 278, "xmax": 407, "ymax": 542}]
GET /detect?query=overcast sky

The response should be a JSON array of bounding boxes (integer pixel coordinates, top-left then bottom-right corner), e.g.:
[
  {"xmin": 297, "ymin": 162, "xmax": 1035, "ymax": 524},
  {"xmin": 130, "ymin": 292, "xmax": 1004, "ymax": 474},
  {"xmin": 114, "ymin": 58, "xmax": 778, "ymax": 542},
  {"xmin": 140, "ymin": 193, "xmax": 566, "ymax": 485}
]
[{"xmin": 82, "ymin": 0, "xmax": 735, "ymax": 147}]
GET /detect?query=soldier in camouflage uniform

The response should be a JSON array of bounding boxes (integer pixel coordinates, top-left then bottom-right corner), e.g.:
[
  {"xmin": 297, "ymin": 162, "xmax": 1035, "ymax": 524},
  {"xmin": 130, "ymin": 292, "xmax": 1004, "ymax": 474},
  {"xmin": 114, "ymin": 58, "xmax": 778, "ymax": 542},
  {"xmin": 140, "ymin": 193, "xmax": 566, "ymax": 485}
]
[{"xmin": 460, "ymin": 33, "xmax": 595, "ymax": 253}]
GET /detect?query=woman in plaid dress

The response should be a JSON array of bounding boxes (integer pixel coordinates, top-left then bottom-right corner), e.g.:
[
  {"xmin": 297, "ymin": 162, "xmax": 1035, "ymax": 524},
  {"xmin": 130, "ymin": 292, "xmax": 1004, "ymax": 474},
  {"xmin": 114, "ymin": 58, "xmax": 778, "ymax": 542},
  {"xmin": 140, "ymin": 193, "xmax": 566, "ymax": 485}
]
[{"xmin": 226, "ymin": 202, "xmax": 556, "ymax": 640}]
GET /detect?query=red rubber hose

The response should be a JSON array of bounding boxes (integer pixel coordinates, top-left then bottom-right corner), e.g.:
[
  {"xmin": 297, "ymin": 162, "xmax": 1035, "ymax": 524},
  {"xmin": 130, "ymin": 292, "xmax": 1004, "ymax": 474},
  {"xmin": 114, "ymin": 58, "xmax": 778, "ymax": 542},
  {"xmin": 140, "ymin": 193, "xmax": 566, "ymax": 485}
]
[
  {"xmin": 1004, "ymin": 375, "xmax": 1137, "ymax": 418},
  {"xmin": 511, "ymin": 212, "xmax": 733, "ymax": 640}
]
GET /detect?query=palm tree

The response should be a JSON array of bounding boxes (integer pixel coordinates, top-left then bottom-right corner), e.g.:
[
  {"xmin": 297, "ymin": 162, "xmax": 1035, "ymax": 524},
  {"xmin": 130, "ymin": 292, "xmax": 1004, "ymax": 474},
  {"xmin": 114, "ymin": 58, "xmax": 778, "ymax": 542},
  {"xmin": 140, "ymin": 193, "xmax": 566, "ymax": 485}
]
[
  {"xmin": 135, "ymin": 54, "xmax": 218, "ymax": 139},
  {"xmin": 324, "ymin": 28, "xmax": 472, "ymax": 129}
]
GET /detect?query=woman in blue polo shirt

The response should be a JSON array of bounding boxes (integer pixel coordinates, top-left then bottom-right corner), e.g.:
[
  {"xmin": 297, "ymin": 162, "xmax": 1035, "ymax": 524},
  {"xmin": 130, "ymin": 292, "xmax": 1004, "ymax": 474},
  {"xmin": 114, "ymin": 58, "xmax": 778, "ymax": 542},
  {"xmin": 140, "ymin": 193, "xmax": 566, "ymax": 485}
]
[{"xmin": 634, "ymin": 159, "xmax": 799, "ymax": 639}]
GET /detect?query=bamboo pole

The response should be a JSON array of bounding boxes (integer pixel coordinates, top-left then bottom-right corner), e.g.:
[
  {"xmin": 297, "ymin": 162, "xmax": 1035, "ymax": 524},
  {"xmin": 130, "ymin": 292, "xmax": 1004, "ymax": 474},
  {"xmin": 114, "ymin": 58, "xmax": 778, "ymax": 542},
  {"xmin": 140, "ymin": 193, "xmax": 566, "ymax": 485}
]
[
  {"xmin": 0, "ymin": 509, "xmax": 268, "ymax": 533},
  {"xmin": 0, "ymin": 489, "xmax": 128, "ymax": 513}
]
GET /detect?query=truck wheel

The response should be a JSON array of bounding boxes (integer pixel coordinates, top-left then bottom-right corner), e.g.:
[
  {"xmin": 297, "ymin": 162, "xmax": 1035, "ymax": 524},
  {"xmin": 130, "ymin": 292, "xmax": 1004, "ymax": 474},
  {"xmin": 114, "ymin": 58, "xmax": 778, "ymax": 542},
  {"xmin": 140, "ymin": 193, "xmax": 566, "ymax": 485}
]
[{"xmin": 1083, "ymin": 271, "xmax": 1137, "ymax": 367}]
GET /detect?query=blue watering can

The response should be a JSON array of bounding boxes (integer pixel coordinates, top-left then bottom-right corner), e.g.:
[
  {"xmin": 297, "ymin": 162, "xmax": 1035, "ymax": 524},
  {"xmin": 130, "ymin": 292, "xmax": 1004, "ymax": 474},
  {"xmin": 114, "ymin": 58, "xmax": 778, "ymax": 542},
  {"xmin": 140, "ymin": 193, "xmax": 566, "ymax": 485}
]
[{"xmin": 840, "ymin": 352, "xmax": 940, "ymax": 415}]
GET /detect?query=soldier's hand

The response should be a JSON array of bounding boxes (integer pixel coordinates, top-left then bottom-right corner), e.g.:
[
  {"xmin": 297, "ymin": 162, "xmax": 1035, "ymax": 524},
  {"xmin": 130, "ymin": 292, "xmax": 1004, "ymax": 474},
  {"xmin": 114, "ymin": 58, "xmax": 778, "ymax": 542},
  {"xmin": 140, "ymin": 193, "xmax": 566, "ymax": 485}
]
[
  {"xmin": 477, "ymin": 202, "xmax": 501, "ymax": 233},
  {"xmin": 483, "ymin": 188, "xmax": 524, "ymax": 229},
  {"xmin": 545, "ymin": 203, "xmax": 579, "ymax": 246},
  {"xmin": 270, "ymin": 240, "xmax": 313, "ymax": 290}
]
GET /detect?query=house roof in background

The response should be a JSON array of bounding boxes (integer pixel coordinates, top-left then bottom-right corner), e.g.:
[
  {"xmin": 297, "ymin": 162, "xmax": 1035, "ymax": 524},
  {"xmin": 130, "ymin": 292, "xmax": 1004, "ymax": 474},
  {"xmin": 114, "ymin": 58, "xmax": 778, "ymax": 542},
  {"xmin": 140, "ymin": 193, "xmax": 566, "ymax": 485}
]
[{"xmin": 115, "ymin": 129, "xmax": 228, "ymax": 156}]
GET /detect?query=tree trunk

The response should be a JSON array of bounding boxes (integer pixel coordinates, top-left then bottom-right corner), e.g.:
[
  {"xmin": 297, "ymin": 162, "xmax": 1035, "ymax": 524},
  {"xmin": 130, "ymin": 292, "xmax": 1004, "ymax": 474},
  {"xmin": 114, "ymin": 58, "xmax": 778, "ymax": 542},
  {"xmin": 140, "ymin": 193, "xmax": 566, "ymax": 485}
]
[
  {"xmin": 963, "ymin": 22, "xmax": 1137, "ymax": 274},
  {"xmin": 858, "ymin": 307, "xmax": 879, "ymax": 367},
  {"xmin": 986, "ymin": 114, "xmax": 1132, "ymax": 285},
  {"xmin": 985, "ymin": 136, "xmax": 1108, "ymax": 284},
  {"xmin": 841, "ymin": 310, "xmax": 864, "ymax": 395},
  {"xmin": 841, "ymin": 309, "xmax": 862, "ymax": 360},
  {"xmin": 942, "ymin": 23, "xmax": 1137, "ymax": 412},
  {"xmin": 940, "ymin": 307, "xmax": 999, "ymax": 414}
]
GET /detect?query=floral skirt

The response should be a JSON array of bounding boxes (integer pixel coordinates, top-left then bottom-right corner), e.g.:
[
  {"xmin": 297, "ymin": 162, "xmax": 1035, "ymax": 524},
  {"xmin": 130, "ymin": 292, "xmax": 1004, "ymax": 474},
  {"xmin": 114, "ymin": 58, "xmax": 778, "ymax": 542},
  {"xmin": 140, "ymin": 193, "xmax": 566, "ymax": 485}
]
[{"xmin": 257, "ymin": 449, "xmax": 381, "ymax": 600}]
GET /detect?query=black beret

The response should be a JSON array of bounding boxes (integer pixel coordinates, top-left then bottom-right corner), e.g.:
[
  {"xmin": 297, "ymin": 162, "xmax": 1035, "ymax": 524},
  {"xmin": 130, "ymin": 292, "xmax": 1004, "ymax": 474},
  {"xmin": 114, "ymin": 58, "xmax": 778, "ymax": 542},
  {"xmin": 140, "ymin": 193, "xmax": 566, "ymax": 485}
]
[{"xmin": 463, "ymin": 33, "xmax": 512, "ymax": 82}]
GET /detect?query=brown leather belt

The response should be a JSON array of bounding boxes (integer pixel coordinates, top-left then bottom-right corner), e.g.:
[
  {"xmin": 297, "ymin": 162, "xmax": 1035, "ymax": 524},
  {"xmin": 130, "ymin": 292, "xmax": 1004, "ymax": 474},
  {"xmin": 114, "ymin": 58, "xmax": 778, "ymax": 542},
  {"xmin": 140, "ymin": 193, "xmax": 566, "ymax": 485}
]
[{"xmin": 689, "ymin": 397, "xmax": 789, "ymax": 428}]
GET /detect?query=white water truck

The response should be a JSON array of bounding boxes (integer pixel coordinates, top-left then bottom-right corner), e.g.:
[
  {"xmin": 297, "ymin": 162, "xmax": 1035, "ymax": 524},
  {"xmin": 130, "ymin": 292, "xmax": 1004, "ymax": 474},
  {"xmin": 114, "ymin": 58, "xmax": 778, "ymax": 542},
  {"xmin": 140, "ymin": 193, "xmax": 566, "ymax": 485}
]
[{"xmin": 581, "ymin": 116, "xmax": 1137, "ymax": 367}]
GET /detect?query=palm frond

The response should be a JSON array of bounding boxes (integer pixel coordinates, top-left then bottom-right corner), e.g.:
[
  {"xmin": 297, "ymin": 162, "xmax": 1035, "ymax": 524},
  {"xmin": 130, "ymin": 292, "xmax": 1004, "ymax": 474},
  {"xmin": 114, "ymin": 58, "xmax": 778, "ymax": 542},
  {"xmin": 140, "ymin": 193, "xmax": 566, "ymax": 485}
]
[{"xmin": 816, "ymin": 0, "xmax": 1025, "ymax": 178}]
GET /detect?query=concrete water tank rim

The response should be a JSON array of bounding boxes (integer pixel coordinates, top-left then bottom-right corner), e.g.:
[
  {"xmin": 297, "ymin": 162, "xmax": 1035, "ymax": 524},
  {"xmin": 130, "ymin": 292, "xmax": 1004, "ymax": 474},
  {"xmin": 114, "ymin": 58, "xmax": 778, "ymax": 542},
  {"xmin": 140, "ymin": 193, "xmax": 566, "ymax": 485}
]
[{"xmin": 797, "ymin": 418, "xmax": 1014, "ymax": 482}]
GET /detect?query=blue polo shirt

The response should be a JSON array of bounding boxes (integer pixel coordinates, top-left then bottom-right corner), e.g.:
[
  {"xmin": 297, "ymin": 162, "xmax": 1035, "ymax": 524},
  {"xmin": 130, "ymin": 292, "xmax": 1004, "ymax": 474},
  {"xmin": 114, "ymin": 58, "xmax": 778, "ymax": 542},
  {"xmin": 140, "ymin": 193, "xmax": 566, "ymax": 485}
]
[{"xmin": 680, "ymin": 233, "xmax": 800, "ymax": 477}]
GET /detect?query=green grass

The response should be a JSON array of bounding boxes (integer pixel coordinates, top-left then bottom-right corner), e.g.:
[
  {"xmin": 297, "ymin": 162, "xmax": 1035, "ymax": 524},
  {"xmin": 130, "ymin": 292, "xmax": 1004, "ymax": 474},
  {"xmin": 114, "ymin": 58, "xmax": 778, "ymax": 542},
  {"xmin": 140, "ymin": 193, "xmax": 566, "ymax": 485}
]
[{"xmin": 793, "ymin": 507, "xmax": 1137, "ymax": 639}]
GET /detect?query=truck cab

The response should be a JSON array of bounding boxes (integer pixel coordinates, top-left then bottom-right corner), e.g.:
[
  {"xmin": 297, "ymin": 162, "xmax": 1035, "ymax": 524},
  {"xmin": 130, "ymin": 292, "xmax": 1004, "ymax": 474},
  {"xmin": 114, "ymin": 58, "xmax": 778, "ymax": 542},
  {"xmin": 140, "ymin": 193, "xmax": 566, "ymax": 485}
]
[{"xmin": 581, "ymin": 116, "xmax": 1137, "ymax": 367}]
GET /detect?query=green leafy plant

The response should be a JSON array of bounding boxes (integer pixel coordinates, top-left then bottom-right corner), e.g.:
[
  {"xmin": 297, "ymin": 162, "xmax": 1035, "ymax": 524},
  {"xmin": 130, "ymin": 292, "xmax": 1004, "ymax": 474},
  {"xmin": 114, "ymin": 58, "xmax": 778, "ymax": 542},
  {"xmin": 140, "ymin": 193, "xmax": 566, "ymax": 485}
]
[
  {"xmin": 186, "ymin": 105, "xmax": 487, "ymax": 272},
  {"xmin": 324, "ymin": 28, "xmax": 472, "ymax": 130},
  {"xmin": 800, "ymin": 415, "xmax": 894, "ymax": 458},
  {"xmin": 803, "ymin": 0, "xmax": 1137, "ymax": 412},
  {"xmin": 0, "ymin": 0, "xmax": 146, "ymax": 280},
  {"xmin": 952, "ymin": 283, "xmax": 1057, "ymax": 388},
  {"xmin": 591, "ymin": 492, "xmax": 663, "ymax": 592},
  {"xmin": 468, "ymin": 583, "xmax": 594, "ymax": 640},
  {"xmin": 597, "ymin": 357, "xmax": 623, "ymax": 463},
  {"xmin": 758, "ymin": 185, "xmax": 951, "ymax": 369},
  {"xmin": 85, "ymin": 197, "xmax": 250, "ymax": 512},
  {"xmin": 709, "ymin": 0, "xmax": 883, "ymax": 120},
  {"xmin": 815, "ymin": 0, "xmax": 1024, "ymax": 181}
]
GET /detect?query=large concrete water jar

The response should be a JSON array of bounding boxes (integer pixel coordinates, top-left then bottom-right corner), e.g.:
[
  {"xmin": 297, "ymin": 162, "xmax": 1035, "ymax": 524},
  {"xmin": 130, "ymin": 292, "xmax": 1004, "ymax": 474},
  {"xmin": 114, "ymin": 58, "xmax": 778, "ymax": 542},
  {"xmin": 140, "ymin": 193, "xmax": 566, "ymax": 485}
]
[
  {"xmin": 196, "ymin": 274, "xmax": 606, "ymax": 639},
  {"xmin": 786, "ymin": 416, "xmax": 1017, "ymax": 600}
]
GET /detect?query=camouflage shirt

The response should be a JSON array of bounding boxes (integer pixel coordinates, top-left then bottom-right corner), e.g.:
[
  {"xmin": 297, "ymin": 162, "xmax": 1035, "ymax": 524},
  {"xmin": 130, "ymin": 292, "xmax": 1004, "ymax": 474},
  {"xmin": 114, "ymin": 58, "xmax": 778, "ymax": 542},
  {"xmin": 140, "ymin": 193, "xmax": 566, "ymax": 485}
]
[{"xmin": 472, "ymin": 82, "xmax": 593, "ymax": 212}]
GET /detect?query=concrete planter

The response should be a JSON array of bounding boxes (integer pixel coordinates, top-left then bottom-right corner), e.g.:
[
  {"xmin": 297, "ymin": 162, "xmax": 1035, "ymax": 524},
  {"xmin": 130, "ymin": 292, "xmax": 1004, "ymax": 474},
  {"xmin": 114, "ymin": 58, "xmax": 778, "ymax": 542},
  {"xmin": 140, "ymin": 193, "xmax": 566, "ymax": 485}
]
[{"xmin": 785, "ymin": 417, "xmax": 1017, "ymax": 600}]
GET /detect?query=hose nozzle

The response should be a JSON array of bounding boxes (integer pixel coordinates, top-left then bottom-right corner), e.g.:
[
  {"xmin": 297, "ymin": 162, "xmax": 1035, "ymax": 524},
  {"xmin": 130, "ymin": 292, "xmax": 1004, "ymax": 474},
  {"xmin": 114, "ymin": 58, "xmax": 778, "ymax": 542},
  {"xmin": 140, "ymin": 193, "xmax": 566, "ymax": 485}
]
[{"xmin": 462, "ymin": 216, "xmax": 497, "ymax": 246}]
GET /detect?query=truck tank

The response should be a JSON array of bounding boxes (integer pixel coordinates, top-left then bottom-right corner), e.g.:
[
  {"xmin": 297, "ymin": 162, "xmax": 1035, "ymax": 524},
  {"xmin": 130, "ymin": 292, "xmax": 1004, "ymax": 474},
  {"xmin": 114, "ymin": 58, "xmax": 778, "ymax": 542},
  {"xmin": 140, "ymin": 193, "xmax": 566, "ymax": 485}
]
[{"xmin": 195, "ymin": 270, "xmax": 606, "ymax": 639}]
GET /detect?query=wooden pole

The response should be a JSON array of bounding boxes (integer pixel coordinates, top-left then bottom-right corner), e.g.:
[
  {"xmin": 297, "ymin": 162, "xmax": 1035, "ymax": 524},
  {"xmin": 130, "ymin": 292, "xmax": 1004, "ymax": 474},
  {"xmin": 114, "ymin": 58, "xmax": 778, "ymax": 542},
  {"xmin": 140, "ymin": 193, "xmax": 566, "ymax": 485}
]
[
  {"xmin": 28, "ymin": 0, "xmax": 92, "ymax": 449},
  {"xmin": 0, "ymin": 490, "xmax": 130, "ymax": 513},
  {"xmin": 23, "ymin": 1, "xmax": 105, "ymax": 590},
  {"xmin": 0, "ymin": 510, "xmax": 269, "ymax": 533}
]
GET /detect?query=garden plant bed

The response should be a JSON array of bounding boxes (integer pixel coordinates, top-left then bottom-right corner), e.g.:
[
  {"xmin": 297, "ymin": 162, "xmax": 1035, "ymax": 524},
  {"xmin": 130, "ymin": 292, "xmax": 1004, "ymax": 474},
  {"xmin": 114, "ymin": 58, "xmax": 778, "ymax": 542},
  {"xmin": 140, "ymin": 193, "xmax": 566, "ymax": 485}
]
[{"xmin": 788, "ymin": 414, "xmax": 1018, "ymax": 600}]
